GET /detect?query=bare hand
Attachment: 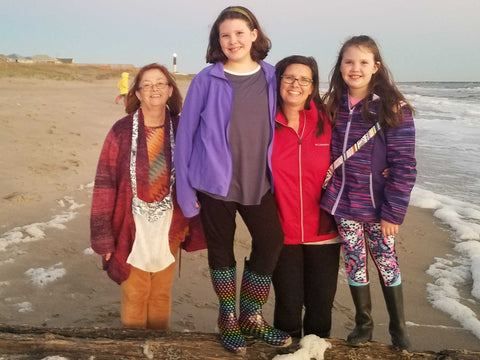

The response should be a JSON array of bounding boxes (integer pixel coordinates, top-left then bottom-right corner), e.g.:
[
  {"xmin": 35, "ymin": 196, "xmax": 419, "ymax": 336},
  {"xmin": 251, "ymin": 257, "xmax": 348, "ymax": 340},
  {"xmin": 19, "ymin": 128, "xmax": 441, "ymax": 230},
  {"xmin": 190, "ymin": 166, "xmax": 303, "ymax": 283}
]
[
  {"xmin": 102, "ymin": 253, "xmax": 112, "ymax": 261},
  {"xmin": 381, "ymin": 219, "xmax": 398, "ymax": 237},
  {"xmin": 382, "ymin": 168, "xmax": 390, "ymax": 178}
]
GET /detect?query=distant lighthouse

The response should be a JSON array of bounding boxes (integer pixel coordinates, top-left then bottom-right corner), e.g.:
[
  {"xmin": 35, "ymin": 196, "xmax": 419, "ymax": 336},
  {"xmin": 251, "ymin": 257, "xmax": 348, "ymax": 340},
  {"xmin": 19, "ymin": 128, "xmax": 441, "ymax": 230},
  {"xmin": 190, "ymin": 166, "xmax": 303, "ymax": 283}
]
[{"xmin": 173, "ymin": 53, "xmax": 177, "ymax": 73}]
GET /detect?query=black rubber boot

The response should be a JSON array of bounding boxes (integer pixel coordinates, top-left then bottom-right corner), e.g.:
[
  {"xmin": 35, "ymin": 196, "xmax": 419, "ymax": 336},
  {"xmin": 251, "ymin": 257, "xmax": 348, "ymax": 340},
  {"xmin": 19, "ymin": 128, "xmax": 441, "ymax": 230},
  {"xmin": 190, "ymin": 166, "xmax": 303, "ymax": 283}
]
[
  {"xmin": 347, "ymin": 284, "xmax": 373, "ymax": 346},
  {"xmin": 380, "ymin": 283, "xmax": 411, "ymax": 351}
]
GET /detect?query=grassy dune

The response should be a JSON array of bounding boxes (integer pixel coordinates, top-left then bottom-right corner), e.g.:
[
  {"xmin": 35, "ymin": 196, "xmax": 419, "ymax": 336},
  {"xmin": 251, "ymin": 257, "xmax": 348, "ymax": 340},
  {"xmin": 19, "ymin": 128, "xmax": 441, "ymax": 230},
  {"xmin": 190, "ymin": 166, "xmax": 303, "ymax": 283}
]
[{"xmin": 0, "ymin": 62, "xmax": 194, "ymax": 82}]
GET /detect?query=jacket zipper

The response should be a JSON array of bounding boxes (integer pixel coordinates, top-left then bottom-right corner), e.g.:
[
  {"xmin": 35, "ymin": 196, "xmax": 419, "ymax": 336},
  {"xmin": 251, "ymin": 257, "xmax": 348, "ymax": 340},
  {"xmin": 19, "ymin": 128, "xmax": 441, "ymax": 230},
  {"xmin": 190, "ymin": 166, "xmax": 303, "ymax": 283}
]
[
  {"xmin": 369, "ymin": 173, "xmax": 376, "ymax": 208},
  {"xmin": 331, "ymin": 106, "xmax": 353, "ymax": 215},
  {"xmin": 276, "ymin": 111, "xmax": 306, "ymax": 242},
  {"xmin": 298, "ymin": 111, "xmax": 306, "ymax": 243}
]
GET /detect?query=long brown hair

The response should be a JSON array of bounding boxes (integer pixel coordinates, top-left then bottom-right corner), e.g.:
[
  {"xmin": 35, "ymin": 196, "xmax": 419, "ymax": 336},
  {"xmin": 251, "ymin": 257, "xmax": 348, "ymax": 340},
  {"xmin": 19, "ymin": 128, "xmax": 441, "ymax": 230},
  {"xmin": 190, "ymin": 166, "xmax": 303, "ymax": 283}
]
[
  {"xmin": 125, "ymin": 63, "xmax": 182, "ymax": 115},
  {"xmin": 323, "ymin": 35, "xmax": 414, "ymax": 129},
  {"xmin": 275, "ymin": 55, "xmax": 326, "ymax": 136},
  {"xmin": 206, "ymin": 6, "xmax": 271, "ymax": 64}
]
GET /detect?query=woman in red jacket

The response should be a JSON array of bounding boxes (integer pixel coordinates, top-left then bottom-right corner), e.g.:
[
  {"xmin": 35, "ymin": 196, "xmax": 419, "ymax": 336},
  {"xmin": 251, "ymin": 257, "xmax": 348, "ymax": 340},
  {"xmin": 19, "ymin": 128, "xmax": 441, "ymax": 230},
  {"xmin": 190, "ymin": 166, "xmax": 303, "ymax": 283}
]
[{"xmin": 271, "ymin": 56, "xmax": 340, "ymax": 339}]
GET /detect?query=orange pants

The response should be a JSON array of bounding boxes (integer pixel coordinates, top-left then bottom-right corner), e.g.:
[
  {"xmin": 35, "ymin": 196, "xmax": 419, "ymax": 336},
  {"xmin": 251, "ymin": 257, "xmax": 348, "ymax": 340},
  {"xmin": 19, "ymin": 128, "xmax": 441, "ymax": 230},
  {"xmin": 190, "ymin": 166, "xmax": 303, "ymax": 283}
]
[{"xmin": 120, "ymin": 239, "xmax": 180, "ymax": 329}]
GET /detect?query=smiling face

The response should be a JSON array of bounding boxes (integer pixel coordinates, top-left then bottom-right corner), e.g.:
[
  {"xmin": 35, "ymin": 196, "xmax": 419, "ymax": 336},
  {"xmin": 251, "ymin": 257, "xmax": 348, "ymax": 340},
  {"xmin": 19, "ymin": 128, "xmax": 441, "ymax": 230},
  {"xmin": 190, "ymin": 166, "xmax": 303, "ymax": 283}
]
[
  {"xmin": 218, "ymin": 18, "xmax": 257, "ymax": 68},
  {"xmin": 135, "ymin": 69, "xmax": 172, "ymax": 111},
  {"xmin": 340, "ymin": 45, "xmax": 380, "ymax": 99},
  {"xmin": 280, "ymin": 63, "xmax": 313, "ymax": 111}
]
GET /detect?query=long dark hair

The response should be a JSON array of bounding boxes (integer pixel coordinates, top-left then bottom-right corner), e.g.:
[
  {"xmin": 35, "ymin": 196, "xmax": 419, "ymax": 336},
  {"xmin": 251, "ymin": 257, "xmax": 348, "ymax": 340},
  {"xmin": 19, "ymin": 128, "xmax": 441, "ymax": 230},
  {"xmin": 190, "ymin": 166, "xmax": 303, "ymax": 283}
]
[
  {"xmin": 206, "ymin": 6, "xmax": 271, "ymax": 64},
  {"xmin": 125, "ymin": 63, "xmax": 182, "ymax": 115},
  {"xmin": 275, "ymin": 55, "xmax": 326, "ymax": 136},
  {"xmin": 323, "ymin": 35, "xmax": 414, "ymax": 129}
]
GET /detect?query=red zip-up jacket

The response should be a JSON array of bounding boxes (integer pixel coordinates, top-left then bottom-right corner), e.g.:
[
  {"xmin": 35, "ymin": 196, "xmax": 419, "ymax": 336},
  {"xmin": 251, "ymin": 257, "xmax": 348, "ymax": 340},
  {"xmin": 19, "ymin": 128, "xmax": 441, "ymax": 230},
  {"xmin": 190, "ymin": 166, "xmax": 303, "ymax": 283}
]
[{"xmin": 272, "ymin": 101, "xmax": 337, "ymax": 245}]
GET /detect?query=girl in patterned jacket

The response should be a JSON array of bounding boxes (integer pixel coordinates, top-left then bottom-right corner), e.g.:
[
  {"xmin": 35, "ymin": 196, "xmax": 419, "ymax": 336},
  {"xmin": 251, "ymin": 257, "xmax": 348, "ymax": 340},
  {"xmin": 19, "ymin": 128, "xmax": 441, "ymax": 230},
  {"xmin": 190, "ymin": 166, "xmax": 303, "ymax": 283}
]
[{"xmin": 321, "ymin": 35, "xmax": 416, "ymax": 351}]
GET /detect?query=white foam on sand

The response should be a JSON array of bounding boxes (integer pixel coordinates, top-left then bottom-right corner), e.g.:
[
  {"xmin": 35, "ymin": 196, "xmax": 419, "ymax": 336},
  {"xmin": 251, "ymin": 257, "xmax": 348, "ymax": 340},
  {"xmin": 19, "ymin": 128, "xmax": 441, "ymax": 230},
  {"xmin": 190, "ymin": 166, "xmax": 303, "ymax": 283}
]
[
  {"xmin": 0, "ymin": 258, "xmax": 14, "ymax": 266},
  {"xmin": 78, "ymin": 181, "xmax": 94, "ymax": 190},
  {"xmin": 455, "ymin": 240, "xmax": 480, "ymax": 300},
  {"xmin": 83, "ymin": 247, "xmax": 94, "ymax": 255},
  {"xmin": 25, "ymin": 262, "xmax": 66, "ymax": 287},
  {"xmin": 411, "ymin": 187, "xmax": 480, "ymax": 241},
  {"xmin": 411, "ymin": 186, "xmax": 480, "ymax": 340},
  {"xmin": 16, "ymin": 301, "xmax": 33, "ymax": 313},
  {"xmin": 406, "ymin": 321, "xmax": 463, "ymax": 330},
  {"xmin": 0, "ymin": 196, "xmax": 83, "ymax": 252}
]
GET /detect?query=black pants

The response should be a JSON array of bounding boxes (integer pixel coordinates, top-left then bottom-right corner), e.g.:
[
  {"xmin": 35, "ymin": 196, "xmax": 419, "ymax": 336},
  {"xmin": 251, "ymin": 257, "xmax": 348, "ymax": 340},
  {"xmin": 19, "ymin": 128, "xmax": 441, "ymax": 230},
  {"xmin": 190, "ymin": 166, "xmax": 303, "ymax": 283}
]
[
  {"xmin": 272, "ymin": 243, "xmax": 341, "ymax": 338},
  {"xmin": 198, "ymin": 191, "xmax": 284, "ymax": 275}
]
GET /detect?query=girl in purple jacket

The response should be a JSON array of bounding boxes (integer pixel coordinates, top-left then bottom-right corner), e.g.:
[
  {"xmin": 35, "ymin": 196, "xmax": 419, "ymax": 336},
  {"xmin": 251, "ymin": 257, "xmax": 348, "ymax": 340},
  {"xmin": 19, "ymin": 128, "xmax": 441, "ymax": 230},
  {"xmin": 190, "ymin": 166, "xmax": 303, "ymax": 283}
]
[
  {"xmin": 321, "ymin": 35, "xmax": 416, "ymax": 351},
  {"xmin": 174, "ymin": 6, "xmax": 291, "ymax": 354}
]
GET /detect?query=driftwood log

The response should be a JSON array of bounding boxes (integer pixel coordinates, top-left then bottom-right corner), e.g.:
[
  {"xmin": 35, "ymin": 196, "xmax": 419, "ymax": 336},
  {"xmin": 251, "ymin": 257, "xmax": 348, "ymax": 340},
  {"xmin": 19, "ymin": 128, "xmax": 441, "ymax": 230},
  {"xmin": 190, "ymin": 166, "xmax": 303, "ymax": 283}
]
[{"xmin": 0, "ymin": 325, "xmax": 479, "ymax": 360}]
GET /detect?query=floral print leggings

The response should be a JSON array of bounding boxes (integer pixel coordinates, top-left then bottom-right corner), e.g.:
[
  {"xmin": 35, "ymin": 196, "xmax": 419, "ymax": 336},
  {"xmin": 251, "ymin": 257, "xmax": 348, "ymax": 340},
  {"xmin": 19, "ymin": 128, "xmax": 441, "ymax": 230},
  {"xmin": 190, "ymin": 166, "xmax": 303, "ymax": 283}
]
[{"xmin": 335, "ymin": 217, "xmax": 401, "ymax": 287}]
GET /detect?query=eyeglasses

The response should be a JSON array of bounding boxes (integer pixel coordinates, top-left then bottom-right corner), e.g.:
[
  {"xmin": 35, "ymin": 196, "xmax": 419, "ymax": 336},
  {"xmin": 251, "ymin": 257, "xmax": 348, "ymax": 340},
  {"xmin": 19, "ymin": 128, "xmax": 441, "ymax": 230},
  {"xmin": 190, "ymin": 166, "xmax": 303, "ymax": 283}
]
[
  {"xmin": 140, "ymin": 82, "xmax": 170, "ymax": 91},
  {"xmin": 281, "ymin": 75, "xmax": 313, "ymax": 87}
]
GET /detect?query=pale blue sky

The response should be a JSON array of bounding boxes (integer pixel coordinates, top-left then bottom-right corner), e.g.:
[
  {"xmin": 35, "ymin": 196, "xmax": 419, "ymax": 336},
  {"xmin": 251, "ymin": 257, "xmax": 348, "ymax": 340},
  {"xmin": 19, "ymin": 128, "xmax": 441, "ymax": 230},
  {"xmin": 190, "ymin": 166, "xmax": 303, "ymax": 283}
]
[{"xmin": 2, "ymin": 0, "xmax": 479, "ymax": 81}]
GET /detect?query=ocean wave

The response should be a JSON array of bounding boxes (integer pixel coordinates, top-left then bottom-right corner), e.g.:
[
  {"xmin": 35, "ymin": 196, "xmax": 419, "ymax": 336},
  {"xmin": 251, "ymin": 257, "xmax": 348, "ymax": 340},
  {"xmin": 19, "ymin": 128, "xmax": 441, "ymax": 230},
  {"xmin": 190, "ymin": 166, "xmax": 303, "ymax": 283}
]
[{"xmin": 412, "ymin": 186, "xmax": 480, "ymax": 340}]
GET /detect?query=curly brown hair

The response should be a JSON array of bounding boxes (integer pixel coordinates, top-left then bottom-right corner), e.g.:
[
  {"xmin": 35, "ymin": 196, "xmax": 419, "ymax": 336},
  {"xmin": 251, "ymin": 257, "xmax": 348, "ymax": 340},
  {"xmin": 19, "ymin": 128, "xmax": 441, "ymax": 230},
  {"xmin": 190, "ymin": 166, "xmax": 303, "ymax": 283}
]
[{"xmin": 124, "ymin": 63, "xmax": 182, "ymax": 115}]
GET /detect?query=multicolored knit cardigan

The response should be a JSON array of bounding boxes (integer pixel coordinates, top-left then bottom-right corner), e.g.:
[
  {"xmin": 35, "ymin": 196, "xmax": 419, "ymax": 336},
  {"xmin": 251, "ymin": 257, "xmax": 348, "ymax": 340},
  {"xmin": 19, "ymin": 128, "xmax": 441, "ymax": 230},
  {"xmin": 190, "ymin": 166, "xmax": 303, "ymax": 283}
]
[{"xmin": 90, "ymin": 108, "xmax": 189, "ymax": 284}]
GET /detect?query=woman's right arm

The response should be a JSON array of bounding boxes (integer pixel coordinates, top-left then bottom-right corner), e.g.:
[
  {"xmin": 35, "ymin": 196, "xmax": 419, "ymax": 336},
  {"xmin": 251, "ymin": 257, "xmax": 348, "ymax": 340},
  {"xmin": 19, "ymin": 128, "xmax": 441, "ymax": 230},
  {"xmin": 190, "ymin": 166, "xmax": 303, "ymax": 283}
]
[
  {"xmin": 90, "ymin": 129, "xmax": 119, "ymax": 256},
  {"xmin": 174, "ymin": 77, "xmax": 205, "ymax": 218}
]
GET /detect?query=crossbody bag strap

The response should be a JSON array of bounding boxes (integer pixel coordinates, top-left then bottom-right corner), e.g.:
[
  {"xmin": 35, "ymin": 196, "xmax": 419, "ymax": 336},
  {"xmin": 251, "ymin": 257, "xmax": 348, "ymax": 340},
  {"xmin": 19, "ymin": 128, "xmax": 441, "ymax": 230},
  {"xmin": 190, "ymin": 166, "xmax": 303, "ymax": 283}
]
[{"xmin": 322, "ymin": 122, "xmax": 381, "ymax": 189}]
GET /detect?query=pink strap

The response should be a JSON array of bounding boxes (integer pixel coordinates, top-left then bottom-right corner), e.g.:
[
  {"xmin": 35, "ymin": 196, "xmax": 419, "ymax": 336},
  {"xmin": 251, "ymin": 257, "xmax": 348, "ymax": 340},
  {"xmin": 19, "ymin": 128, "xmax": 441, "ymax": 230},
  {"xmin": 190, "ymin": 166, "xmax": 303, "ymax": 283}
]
[{"xmin": 322, "ymin": 122, "xmax": 381, "ymax": 189}]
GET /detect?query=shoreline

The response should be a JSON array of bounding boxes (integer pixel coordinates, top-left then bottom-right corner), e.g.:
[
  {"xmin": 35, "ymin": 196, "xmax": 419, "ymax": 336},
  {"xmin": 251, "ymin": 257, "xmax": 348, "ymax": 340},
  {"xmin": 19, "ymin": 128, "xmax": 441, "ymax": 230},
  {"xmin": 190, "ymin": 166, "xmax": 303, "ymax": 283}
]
[{"xmin": 0, "ymin": 77, "xmax": 478, "ymax": 352}]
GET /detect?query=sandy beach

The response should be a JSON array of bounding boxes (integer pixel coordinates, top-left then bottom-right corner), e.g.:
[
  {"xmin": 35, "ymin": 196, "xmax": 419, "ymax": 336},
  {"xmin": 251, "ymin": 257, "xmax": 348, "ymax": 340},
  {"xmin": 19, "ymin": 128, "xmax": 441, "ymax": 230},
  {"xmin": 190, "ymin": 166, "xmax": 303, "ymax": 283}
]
[{"xmin": 0, "ymin": 73, "xmax": 479, "ymax": 353}]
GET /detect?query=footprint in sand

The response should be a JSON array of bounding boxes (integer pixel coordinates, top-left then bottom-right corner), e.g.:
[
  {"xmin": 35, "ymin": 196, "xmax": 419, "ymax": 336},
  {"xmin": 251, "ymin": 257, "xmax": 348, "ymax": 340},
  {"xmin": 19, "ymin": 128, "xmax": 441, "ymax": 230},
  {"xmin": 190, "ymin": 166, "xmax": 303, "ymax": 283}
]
[
  {"xmin": 47, "ymin": 125, "xmax": 57, "ymax": 134},
  {"xmin": 3, "ymin": 192, "xmax": 40, "ymax": 203},
  {"xmin": 66, "ymin": 158, "xmax": 80, "ymax": 167},
  {"xmin": 194, "ymin": 302, "xmax": 217, "ymax": 310},
  {"xmin": 175, "ymin": 315, "xmax": 196, "ymax": 330},
  {"xmin": 29, "ymin": 159, "xmax": 80, "ymax": 175}
]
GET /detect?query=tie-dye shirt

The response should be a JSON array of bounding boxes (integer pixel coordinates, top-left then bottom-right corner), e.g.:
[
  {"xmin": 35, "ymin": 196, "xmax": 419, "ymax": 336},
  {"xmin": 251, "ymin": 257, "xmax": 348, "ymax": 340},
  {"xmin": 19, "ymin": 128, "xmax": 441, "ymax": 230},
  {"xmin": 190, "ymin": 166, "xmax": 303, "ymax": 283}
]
[{"xmin": 145, "ymin": 125, "xmax": 170, "ymax": 202}]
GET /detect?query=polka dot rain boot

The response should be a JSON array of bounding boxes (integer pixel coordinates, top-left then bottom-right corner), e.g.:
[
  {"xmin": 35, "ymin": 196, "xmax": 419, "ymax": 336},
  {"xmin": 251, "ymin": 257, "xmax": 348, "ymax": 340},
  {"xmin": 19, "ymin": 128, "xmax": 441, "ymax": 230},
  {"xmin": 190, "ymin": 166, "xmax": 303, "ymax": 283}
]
[
  {"xmin": 238, "ymin": 261, "xmax": 292, "ymax": 347},
  {"xmin": 210, "ymin": 267, "xmax": 246, "ymax": 354}
]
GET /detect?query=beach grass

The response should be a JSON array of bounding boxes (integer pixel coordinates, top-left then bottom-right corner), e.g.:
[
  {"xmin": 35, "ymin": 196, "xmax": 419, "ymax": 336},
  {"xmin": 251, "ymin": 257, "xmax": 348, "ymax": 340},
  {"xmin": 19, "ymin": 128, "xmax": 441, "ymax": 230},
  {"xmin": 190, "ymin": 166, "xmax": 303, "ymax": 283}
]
[{"xmin": 0, "ymin": 62, "xmax": 195, "ymax": 82}]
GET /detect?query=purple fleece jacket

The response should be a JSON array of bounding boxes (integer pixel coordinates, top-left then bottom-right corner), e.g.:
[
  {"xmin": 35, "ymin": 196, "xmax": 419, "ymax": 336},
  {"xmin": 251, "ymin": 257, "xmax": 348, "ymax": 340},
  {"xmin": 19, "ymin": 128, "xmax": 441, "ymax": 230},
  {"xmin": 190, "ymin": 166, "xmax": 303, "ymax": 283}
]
[{"xmin": 174, "ymin": 61, "xmax": 277, "ymax": 217}]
